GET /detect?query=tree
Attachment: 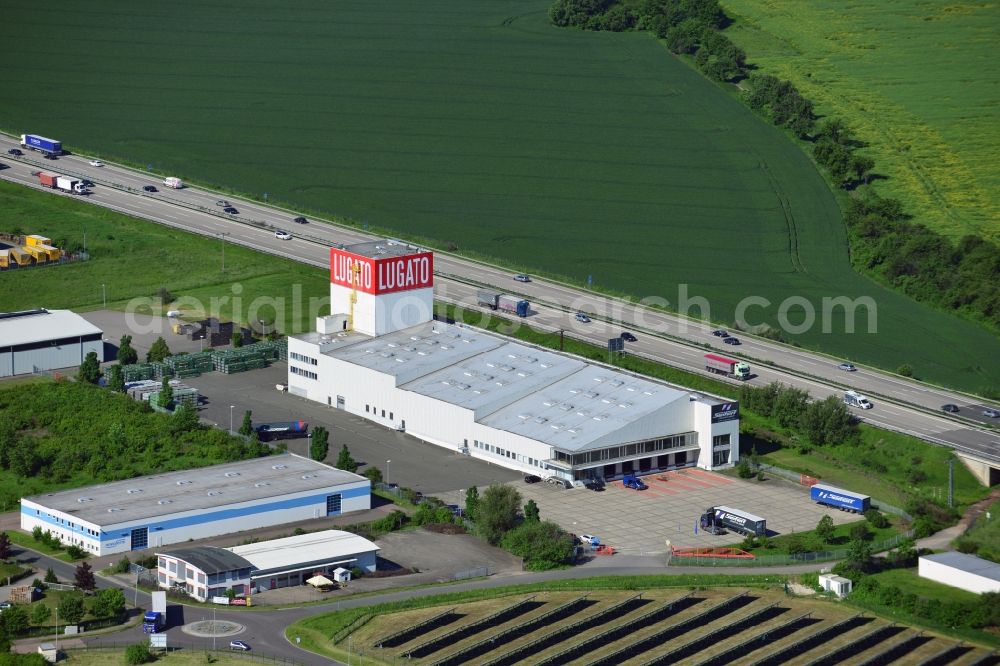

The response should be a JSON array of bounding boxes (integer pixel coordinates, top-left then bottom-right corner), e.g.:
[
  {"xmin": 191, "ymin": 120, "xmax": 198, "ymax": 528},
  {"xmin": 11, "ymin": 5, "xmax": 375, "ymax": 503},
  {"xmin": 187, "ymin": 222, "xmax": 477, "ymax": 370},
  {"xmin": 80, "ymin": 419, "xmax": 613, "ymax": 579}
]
[
  {"xmin": 231, "ymin": 330, "xmax": 243, "ymax": 348},
  {"xmin": 0, "ymin": 531, "xmax": 11, "ymax": 560},
  {"xmin": 239, "ymin": 410, "xmax": 253, "ymax": 437},
  {"xmin": 31, "ymin": 603, "xmax": 51, "ymax": 626},
  {"xmin": 523, "ymin": 499, "xmax": 540, "ymax": 523},
  {"xmin": 464, "ymin": 486, "xmax": 480, "ymax": 522},
  {"xmin": 363, "ymin": 466, "xmax": 383, "ymax": 484},
  {"xmin": 157, "ymin": 377, "xmax": 173, "ymax": 410},
  {"xmin": 815, "ymin": 515, "xmax": 836, "ymax": 542},
  {"xmin": 310, "ymin": 426, "xmax": 329, "ymax": 462},
  {"xmin": 171, "ymin": 401, "xmax": 199, "ymax": 433},
  {"xmin": 477, "ymin": 484, "xmax": 522, "ymax": 545},
  {"xmin": 74, "ymin": 561, "xmax": 96, "ymax": 591},
  {"xmin": 117, "ymin": 335, "xmax": 138, "ymax": 366},
  {"xmin": 92, "ymin": 588, "xmax": 126, "ymax": 618},
  {"xmin": 850, "ymin": 522, "xmax": 872, "ymax": 542},
  {"xmin": 500, "ymin": 521, "xmax": 575, "ymax": 570},
  {"xmin": 146, "ymin": 336, "xmax": 172, "ymax": 363},
  {"xmin": 1, "ymin": 603, "xmax": 29, "ymax": 636},
  {"xmin": 44, "ymin": 567, "xmax": 57, "ymax": 584},
  {"xmin": 107, "ymin": 364, "xmax": 125, "ymax": 393},
  {"xmin": 77, "ymin": 351, "xmax": 101, "ymax": 385},
  {"xmin": 59, "ymin": 594, "xmax": 86, "ymax": 624},
  {"xmin": 335, "ymin": 444, "xmax": 358, "ymax": 473},
  {"xmin": 851, "ymin": 154, "xmax": 875, "ymax": 186},
  {"xmin": 845, "ymin": 538, "xmax": 874, "ymax": 572}
]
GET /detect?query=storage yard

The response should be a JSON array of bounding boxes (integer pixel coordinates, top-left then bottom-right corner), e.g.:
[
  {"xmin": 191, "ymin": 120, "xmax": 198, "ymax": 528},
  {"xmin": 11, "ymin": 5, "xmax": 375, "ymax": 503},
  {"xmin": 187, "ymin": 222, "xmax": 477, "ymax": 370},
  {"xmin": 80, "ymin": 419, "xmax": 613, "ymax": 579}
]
[{"xmin": 0, "ymin": 233, "xmax": 66, "ymax": 269}]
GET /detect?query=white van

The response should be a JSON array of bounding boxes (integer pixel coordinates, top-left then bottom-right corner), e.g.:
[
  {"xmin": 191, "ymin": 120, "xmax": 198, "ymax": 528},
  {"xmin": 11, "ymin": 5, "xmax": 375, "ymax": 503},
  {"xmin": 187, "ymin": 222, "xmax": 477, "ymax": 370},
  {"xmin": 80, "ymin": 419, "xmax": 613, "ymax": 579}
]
[
  {"xmin": 163, "ymin": 177, "xmax": 184, "ymax": 189},
  {"xmin": 844, "ymin": 390, "xmax": 873, "ymax": 410}
]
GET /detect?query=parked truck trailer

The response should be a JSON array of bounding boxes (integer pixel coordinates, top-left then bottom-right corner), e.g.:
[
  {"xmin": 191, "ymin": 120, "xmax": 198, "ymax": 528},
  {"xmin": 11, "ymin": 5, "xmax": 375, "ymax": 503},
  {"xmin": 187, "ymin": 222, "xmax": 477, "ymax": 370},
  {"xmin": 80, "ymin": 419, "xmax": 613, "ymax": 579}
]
[
  {"xmin": 37, "ymin": 172, "xmax": 86, "ymax": 194},
  {"xmin": 700, "ymin": 505, "xmax": 766, "ymax": 537},
  {"xmin": 810, "ymin": 484, "xmax": 870, "ymax": 514},
  {"xmin": 253, "ymin": 420, "xmax": 309, "ymax": 442},
  {"xmin": 20, "ymin": 134, "xmax": 62, "ymax": 154},
  {"xmin": 704, "ymin": 353, "xmax": 750, "ymax": 380}
]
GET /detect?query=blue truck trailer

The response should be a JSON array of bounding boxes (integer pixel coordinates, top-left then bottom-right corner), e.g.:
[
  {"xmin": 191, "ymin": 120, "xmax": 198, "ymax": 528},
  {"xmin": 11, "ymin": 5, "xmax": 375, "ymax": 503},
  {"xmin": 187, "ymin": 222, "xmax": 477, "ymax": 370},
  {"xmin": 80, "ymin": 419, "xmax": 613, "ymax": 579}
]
[
  {"xmin": 810, "ymin": 484, "xmax": 870, "ymax": 514},
  {"xmin": 20, "ymin": 134, "xmax": 62, "ymax": 154},
  {"xmin": 253, "ymin": 420, "xmax": 308, "ymax": 442}
]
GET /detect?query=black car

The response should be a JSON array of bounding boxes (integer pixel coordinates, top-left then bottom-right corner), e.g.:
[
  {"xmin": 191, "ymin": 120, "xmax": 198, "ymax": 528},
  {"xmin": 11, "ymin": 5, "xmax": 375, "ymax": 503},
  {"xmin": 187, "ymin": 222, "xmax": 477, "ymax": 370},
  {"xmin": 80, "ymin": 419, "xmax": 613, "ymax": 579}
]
[
  {"xmin": 712, "ymin": 329, "xmax": 728, "ymax": 337},
  {"xmin": 43, "ymin": 153, "xmax": 57, "ymax": 160},
  {"xmin": 583, "ymin": 478, "xmax": 605, "ymax": 491},
  {"xmin": 941, "ymin": 404, "xmax": 960, "ymax": 413},
  {"xmin": 620, "ymin": 332, "xmax": 637, "ymax": 342},
  {"xmin": 293, "ymin": 216, "xmax": 308, "ymax": 224},
  {"xmin": 224, "ymin": 206, "xmax": 239, "ymax": 214},
  {"xmin": 7, "ymin": 148, "xmax": 22, "ymax": 156},
  {"xmin": 724, "ymin": 337, "xmax": 741, "ymax": 345},
  {"xmin": 523, "ymin": 474, "xmax": 542, "ymax": 484},
  {"xmin": 81, "ymin": 179, "xmax": 94, "ymax": 187},
  {"xmin": 143, "ymin": 185, "xmax": 157, "ymax": 192}
]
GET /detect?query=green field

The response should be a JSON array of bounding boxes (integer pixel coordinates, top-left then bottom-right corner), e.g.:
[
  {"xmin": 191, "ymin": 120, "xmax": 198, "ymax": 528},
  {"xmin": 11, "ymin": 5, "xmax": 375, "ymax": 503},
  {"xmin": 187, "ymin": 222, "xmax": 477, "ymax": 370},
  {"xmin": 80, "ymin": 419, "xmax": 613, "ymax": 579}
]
[
  {"xmin": 2, "ymin": 1, "xmax": 999, "ymax": 393},
  {"xmin": 722, "ymin": 0, "xmax": 1000, "ymax": 243}
]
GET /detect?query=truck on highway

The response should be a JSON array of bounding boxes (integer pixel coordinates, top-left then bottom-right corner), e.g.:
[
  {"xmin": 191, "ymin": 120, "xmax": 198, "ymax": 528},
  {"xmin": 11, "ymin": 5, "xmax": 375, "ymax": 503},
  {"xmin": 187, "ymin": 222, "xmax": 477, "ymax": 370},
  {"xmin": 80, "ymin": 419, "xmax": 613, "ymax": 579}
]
[
  {"xmin": 477, "ymin": 290, "xmax": 501, "ymax": 309},
  {"xmin": 704, "ymin": 353, "xmax": 750, "ymax": 380},
  {"xmin": 37, "ymin": 172, "xmax": 86, "ymax": 194},
  {"xmin": 810, "ymin": 484, "xmax": 870, "ymax": 514},
  {"xmin": 20, "ymin": 134, "xmax": 62, "ymax": 154},
  {"xmin": 163, "ymin": 176, "xmax": 184, "ymax": 189},
  {"xmin": 253, "ymin": 420, "xmax": 309, "ymax": 442},
  {"xmin": 497, "ymin": 295, "xmax": 529, "ymax": 317},
  {"xmin": 143, "ymin": 591, "xmax": 167, "ymax": 633},
  {"xmin": 700, "ymin": 505, "xmax": 766, "ymax": 537},
  {"xmin": 843, "ymin": 390, "xmax": 873, "ymax": 410}
]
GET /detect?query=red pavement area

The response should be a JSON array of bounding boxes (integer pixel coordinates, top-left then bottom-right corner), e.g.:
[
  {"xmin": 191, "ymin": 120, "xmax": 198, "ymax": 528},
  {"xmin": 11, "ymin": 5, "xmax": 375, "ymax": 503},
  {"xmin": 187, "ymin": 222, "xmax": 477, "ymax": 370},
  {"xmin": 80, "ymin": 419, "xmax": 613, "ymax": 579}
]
[{"xmin": 609, "ymin": 469, "xmax": 735, "ymax": 498}]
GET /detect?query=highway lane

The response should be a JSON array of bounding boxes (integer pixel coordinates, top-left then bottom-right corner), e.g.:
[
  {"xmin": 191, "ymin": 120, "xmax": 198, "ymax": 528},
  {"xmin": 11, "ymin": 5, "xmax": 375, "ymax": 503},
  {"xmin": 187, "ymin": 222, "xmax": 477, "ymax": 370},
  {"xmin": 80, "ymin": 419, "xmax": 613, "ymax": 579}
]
[{"xmin": 2, "ymin": 139, "xmax": 998, "ymax": 464}]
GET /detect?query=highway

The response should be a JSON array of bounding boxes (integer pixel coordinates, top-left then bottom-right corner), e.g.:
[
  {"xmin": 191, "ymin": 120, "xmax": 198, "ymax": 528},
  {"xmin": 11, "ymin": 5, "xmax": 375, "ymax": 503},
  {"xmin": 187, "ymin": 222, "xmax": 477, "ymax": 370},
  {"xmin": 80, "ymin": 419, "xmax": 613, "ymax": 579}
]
[{"xmin": 1, "ymin": 136, "xmax": 998, "ymax": 466}]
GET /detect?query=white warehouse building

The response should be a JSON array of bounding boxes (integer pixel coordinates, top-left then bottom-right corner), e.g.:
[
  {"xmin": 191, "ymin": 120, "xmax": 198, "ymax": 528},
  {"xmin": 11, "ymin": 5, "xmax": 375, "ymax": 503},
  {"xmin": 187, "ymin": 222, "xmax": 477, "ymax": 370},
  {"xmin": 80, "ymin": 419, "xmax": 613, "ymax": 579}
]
[
  {"xmin": 919, "ymin": 552, "xmax": 1000, "ymax": 595},
  {"xmin": 287, "ymin": 241, "xmax": 739, "ymax": 482},
  {"xmin": 20, "ymin": 454, "xmax": 370, "ymax": 556},
  {"xmin": 0, "ymin": 309, "xmax": 103, "ymax": 377}
]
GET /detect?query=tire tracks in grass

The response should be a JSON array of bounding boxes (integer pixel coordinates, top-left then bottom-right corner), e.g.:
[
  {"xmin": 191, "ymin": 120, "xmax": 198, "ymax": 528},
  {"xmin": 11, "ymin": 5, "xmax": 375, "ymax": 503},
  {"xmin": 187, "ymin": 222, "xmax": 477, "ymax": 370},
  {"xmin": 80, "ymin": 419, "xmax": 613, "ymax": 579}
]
[{"xmin": 757, "ymin": 155, "xmax": 805, "ymax": 274}]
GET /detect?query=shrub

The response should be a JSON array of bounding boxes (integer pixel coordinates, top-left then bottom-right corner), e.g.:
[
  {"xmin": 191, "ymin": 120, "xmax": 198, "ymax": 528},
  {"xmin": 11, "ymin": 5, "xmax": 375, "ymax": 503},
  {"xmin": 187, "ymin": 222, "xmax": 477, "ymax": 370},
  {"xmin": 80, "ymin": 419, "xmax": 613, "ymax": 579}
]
[
  {"xmin": 125, "ymin": 643, "xmax": 155, "ymax": 664},
  {"xmin": 66, "ymin": 545, "xmax": 86, "ymax": 560},
  {"xmin": 114, "ymin": 556, "xmax": 132, "ymax": 574},
  {"xmin": 500, "ymin": 521, "xmax": 575, "ymax": 570},
  {"xmin": 864, "ymin": 509, "xmax": 889, "ymax": 529}
]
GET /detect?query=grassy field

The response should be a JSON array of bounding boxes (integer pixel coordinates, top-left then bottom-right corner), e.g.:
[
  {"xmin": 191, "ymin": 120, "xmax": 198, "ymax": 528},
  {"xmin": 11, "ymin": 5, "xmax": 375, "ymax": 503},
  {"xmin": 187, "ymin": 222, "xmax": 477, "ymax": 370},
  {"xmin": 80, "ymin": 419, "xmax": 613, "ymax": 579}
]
[
  {"xmin": 0, "ymin": 181, "xmax": 330, "ymax": 333},
  {"xmin": 1, "ymin": 2, "xmax": 999, "ymax": 393},
  {"xmin": 722, "ymin": 0, "xmax": 1000, "ymax": 243},
  {"xmin": 60, "ymin": 652, "xmax": 261, "ymax": 666},
  {"xmin": 955, "ymin": 498, "xmax": 1000, "ymax": 563}
]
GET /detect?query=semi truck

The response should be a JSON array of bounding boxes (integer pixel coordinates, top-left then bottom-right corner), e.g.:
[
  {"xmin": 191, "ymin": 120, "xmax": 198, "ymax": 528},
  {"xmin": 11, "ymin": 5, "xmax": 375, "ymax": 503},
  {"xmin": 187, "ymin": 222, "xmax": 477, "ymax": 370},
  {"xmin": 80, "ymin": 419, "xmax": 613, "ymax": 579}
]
[
  {"xmin": 143, "ymin": 591, "xmax": 167, "ymax": 633},
  {"xmin": 37, "ymin": 172, "xmax": 86, "ymax": 194},
  {"xmin": 477, "ymin": 290, "xmax": 529, "ymax": 317},
  {"xmin": 163, "ymin": 177, "xmax": 184, "ymax": 189},
  {"xmin": 253, "ymin": 420, "xmax": 308, "ymax": 442},
  {"xmin": 704, "ymin": 353, "xmax": 750, "ymax": 380},
  {"xmin": 700, "ymin": 505, "xmax": 766, "ymax": 537},
  {"xmin": 843, "ymin": 390, "xmax": 873, "ymax": 410},
  {"xmin": 810, "ymin": 484, "xmax": 871, "ymax": 514},
  {"xmin": 20, "ymin": 134, "xmax": 62, "ymax": 154},
  {"xmin": 477, "ymin": 290, "xmax": 501, "ymax": 309}
]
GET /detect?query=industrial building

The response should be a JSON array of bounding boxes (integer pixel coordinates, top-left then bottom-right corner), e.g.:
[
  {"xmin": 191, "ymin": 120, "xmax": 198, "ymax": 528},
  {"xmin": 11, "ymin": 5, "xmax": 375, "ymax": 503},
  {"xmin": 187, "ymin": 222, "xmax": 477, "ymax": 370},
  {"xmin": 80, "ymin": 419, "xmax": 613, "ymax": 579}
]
[
  {"xmin": 287, "ymin": 241, "xmax": 739, "ymax": 483},
  {"xmin": 21, "ymin": 454, "xmax": 370, "ymax": 556},
  {"xmin": 919, "ymin": 552, "xmax": 1000, "ymax": 594},
  {"xmin": 0, "ymin": 308, "xmax": 103, "ymax": 377},
  {"xmin": 157, "ymin": 530, "xmax": 378, "ymax": 601}
]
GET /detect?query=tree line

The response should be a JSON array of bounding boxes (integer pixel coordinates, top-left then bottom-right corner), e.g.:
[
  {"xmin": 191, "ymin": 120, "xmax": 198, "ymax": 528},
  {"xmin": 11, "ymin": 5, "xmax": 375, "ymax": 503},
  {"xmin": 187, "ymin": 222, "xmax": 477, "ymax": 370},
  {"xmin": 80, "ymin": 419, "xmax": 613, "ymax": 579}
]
[{"xmin": 549, "ymin": 0, "xmax": 1000, "ymax": 340}]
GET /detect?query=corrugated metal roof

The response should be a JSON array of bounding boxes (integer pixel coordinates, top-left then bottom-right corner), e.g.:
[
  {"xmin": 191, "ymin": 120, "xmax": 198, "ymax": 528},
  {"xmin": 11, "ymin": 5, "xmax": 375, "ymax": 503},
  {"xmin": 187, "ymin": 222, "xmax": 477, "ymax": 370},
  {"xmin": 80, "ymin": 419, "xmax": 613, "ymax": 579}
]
[
  {"xmin": 228, "ymin": 529, "xmax": 378, "ymax": 572},
  {"xmin": 0, "ymin": 309, "xmax": 103, "ymax": 347},
  {"xmin": 24, "ymin": 454, "xmax": 367, "ymax": 525},
  {"xmin": 343, "ymin": 239, "xmax": 424, "ymax": 259},
  {"xmin": 159, "ymin": 547, "xmax": 253, "ymax": 575},
  {"xmin": 921, "ymin": 551, "xmax": 1000, "ymax": 582}
]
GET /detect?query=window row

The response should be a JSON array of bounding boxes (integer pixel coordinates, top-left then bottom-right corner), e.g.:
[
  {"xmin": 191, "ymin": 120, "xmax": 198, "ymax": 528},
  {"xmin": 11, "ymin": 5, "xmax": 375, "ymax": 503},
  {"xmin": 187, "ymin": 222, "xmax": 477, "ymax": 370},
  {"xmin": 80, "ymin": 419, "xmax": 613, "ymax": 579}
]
[
  {"xmin": 472, "ymin": 440, "xmax": 545, "ymax": 469},
  {"xmin": 555, "ymin": 433, "xmax": 695, "ymax": 466},
  {"xmin": 365, "ymin": 405, "xmax": 393, "ymax": 420},
  {"xmin": 290, "ymin": 352, "xmax": 318, "ymax": 365},
  {"xmin": 291, "ymin": 366, "xmax": 317, "ymax": 380}
]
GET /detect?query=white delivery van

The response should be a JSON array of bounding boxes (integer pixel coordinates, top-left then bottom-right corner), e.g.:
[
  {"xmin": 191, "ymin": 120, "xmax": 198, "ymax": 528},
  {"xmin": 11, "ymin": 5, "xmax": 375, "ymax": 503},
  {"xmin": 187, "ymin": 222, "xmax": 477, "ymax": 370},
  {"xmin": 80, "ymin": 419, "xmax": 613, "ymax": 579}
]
[
  {"xmin": 163, "ymin": 177, "xmax": 184, "ymax": 189},
  {"xmin": 844, "ymin": 390, "xmax": 873, "ymax": 410}
]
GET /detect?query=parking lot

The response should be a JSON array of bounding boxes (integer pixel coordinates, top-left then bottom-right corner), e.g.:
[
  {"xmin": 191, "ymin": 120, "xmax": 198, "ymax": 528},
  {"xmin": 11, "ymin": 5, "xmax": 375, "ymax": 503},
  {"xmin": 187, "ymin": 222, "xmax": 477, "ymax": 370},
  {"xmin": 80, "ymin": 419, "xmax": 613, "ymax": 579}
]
[{"xmin": 438, "ymin": 469, "xmax": 864, "ymax": 555}]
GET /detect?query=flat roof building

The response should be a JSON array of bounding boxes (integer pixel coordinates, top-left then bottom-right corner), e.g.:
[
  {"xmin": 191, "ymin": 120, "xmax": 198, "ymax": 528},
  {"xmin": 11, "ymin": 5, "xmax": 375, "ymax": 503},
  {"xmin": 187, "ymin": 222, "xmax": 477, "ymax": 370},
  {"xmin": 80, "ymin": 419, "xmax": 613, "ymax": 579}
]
[
  {"xmin": 21, "ymin": 454, "xmax": 370, "ymax": 556},
  {"xmin": 919, "ymin": 551, "xmax": 1000, "ymax": 595},
  {"xmin": 0, "ymin": 309, "xmax": 103, "ymax": 377}
]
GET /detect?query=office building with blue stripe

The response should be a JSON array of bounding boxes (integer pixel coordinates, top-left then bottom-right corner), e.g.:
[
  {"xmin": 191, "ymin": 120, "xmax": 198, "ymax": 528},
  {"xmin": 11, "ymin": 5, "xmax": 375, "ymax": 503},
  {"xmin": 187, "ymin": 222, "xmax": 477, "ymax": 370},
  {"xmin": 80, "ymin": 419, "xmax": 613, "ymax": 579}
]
[{"xmin": 20, "ymin": 454, "xmax": 370, "ymax": 557}]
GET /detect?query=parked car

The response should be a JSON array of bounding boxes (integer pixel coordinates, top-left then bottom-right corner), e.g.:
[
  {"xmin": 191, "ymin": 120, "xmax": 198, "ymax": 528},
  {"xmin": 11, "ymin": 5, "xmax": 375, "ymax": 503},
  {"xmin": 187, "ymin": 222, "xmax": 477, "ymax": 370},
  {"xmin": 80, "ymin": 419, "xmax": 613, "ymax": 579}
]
[
  {"xmin": 514, "ymin": 274, "xmax": 531, "ymax": 282},
  {"xmin": 983, "ymin": 408, "xmax": 1000, "ymax": 418},
  {"xmin": 574, "ymin": 312, "xmax": 591, "ymax": 323},
  {"xmin": 229, "ymin": 640, "xmax": 250, "ymax": 651},
  {"xmin": 579, "ymin": 534, "xmax": 600, "ymax": 546},
  {"xmin": 275, "ymin": 230, "xmax": 292, "ymax": 240},
  {"xmin": 620, "ymin": 332, "xmax": 637, "ymax": 342},
  {"xmin": 583, "ymin": 478, "xmax": 604, "ymax": 491},
  {"xmin": 293, "ymin": 216, "xmax": 308, "ymax": 224},
  {"xmin": 723, "ymin": 337, "xmax": 741, "ymax": 346},
  {"xmin": 224, "ymin": 206, "xmax": 239, "ymax": 214},
  {"xmin": 7, "ymin": 148, "xmax": 23, "ymax": 156},
  {"xmin": 143, "ymin": 185, "xmax": 157, "ymax": 192},
  {"xmin": 838, "ymin": 363, "xmax": 857, "ymax": 372},
  {"xmin": 523, "ymin": 474, "xmax": 542, "ymax": 484},
  {"xmin": 89, "ymin": 160, "xmax": 103, "ymax": 167},
  {"xmin": 941, "ymin": 404, "xmax": 960, "ymax": 413},
  {"xmin": 623, "ymin": 474, "xmax": 648, "ymax": 490},
  {"xmin": 712, "ymin": 329, "xmax": 729, "ymax": 337},
  {"xmin": 546, "ymin": 476, "xmax": 570, "ymax": 488}
]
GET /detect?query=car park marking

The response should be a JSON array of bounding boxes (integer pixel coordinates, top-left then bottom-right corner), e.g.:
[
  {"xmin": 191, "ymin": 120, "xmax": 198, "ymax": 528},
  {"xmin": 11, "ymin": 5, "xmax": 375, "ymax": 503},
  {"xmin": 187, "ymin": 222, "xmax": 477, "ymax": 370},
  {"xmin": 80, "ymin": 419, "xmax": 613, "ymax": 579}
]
[{"xmin": 684, "ymin": 468, "xmax": 736, "ymax": 485}]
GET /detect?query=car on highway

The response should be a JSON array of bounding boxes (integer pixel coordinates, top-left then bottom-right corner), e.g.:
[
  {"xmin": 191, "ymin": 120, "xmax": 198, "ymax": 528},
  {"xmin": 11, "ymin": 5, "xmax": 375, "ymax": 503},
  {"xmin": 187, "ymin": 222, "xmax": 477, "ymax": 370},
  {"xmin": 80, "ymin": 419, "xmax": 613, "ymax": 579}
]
[
  {"xmin": 712, "ymin": 329, "xmax": 729, "ymax": 338},
  {"xmin": 43, "ymin": 153, "xmax": 57, "ymax": 160},
  {"xmin": 7, "ymin": 148, "xmax": 22, "ymax": 156},
  {"xmin": 514, "ymin": 274, "xmax": 531, "ymax": 282},
  {"xmin": 983, "ymin": 408, "xmax": 1000, "ymax": 418},
  {"xmin": 275, "ymin": 230, "xmax": 292, "ymax": 240},
  {"xmin": 723, "ymin": 337, "xmax": 741, "ymax": 346},
  {"xmin": 216, "ymin": 200, "xmax": 231, "ymax": 207},
  {"xmin": 838, "ymin": 363, "xmax": 857, "ymax": 372},
  {"xmin": 941, "ymin": 404, "xmax": 960, "ymax": 413},
  {"xmin": 229, "ymin": 640, "xmax": 250, "ymax": 651},
  {"xmin": 89, "ymin": 160, "xmax": 103, "ymax": 167},
  {"xmin": 523, "ymin": 474, "xmax": 541, "ymax": 484},
  {"xmin": 143, "ymin": 185, "xmax": 157, "ymax": 192},
  {"xmin": 574, "ymin": 312, "xmax": 591, "ymax": 323},
  {"xmin": 224, "ymin": 206, "xmax": 239, "ymax": 215},
  {"xmin": 620, "ymin": 332, "xmax": 637, "ymax": 342},
  {"xmin": 293, "ymin": 216, "xmax": 308, "ymax": 224},
  {"xmin": 80, "ymin": 179, "xmax": 94, "ymax": 187}
]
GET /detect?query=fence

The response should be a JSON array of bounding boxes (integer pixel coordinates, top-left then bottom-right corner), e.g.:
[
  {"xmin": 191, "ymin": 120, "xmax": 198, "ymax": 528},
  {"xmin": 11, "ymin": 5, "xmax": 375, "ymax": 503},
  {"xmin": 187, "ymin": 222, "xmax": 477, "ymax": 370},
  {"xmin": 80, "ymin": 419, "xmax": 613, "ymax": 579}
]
[
  {"xmin": 62, "ymin": 642, "xmax": 304, "ymax": 665},
  {"xmin": 453, "ymin": 566, "xmax": 491, "ymax": 581}
]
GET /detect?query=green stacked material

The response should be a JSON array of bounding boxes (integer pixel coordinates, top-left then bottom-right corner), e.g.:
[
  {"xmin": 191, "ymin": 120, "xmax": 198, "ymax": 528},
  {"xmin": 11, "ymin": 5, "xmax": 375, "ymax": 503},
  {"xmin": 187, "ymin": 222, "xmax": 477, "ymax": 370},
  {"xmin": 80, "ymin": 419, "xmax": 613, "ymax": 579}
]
[
  {"xmin": 164, "ymin": 352, "xmax": 215, "ymax": 378},
  {"xmin": 212, "ymin": 347, "xmax": 269, "ymax": 374},
  {"xmin": 121, "ymin": 363, "xmax": 155, "ymax": 382}
]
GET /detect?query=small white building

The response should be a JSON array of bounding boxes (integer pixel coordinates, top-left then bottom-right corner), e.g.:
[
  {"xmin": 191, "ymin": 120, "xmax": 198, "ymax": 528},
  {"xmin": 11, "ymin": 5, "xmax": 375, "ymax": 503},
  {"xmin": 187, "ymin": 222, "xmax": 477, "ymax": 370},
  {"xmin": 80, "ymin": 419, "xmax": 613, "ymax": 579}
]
[
  {"xmin": 919, "ymin": 551, "xmax": 1000, "ymax": 594},
  {"xmin": 818, "ymin": 573, "xmax": 853, "ymax": 598},
  {"xmin": 0, "ymin": 308, "xmax": 103, "ymax": 377}
]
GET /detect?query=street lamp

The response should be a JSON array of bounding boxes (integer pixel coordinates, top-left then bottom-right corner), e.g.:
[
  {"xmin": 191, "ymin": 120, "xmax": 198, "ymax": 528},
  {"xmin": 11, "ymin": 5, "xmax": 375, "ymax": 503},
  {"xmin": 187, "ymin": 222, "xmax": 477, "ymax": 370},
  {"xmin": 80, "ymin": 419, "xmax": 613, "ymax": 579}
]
[
  {"xmin": 259, "ymin": 318, "xmax": 267, "ymax": 339},
  {"xmin": 386, "ymin": 460, "xmax": 391, "ymax": 486},
  {"xmin": 54, "ymin": 606, "xmax": 58, "ymax": 653},
  {"xmin": 101, "ymin": 283, "xmax": 106, "ymax": 308},
  {"xmin": 230, "ymin": 405, "xmax": 235, "ymax": 435},
  {"xmin": 220, "ymin": 232, "xmax": 230, "ymax": 272}
]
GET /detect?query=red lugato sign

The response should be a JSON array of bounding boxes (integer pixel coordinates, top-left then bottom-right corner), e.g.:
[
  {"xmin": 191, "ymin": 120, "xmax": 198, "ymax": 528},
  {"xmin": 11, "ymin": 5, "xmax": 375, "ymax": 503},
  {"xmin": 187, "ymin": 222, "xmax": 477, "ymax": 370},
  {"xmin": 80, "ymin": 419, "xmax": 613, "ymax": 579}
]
[{"xmin": 330, "ymin": 248, "xmax": 433, "ymax": 295}]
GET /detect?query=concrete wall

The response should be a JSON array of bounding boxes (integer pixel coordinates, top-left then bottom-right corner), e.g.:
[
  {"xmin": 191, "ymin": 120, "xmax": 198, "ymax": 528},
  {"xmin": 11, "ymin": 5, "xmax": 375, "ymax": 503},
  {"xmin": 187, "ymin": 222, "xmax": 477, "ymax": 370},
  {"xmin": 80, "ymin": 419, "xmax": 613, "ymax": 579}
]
[{"xmin": 4, "ymin": 338, "xmax": 102, "ymax": 377}]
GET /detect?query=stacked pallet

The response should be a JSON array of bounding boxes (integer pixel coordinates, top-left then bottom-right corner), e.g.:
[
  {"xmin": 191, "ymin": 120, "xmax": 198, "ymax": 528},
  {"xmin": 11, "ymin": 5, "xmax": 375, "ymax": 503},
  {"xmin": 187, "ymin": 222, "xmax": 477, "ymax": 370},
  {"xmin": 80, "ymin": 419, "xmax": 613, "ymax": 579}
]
[{"xmin": 163, "ymin": 351, "xmax": 215, "ymax": 378}]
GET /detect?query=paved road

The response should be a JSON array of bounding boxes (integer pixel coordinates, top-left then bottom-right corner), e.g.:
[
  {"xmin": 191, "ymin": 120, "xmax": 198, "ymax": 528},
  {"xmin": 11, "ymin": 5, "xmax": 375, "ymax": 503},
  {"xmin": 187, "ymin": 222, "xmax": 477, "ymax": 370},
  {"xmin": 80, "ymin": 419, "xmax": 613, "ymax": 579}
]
[{"xmin": 1, "ymin": 138, "xmax": 998, "ymax": 465}]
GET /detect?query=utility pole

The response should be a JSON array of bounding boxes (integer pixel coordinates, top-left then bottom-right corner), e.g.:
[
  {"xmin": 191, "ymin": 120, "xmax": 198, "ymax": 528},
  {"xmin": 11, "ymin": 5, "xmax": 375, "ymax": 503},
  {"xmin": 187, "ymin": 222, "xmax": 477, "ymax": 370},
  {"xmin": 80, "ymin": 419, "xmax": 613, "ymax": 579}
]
[
  {"xmin": 948, "ymin": 458, "xmax": 954, "ymax": 508},
  {"xmin": 102, "ymin": 283, "xmax": 106, "ymax": 308},
  {"xmin": 220, "ymin": 232, "xmax": 229, "ymax": 272}
]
